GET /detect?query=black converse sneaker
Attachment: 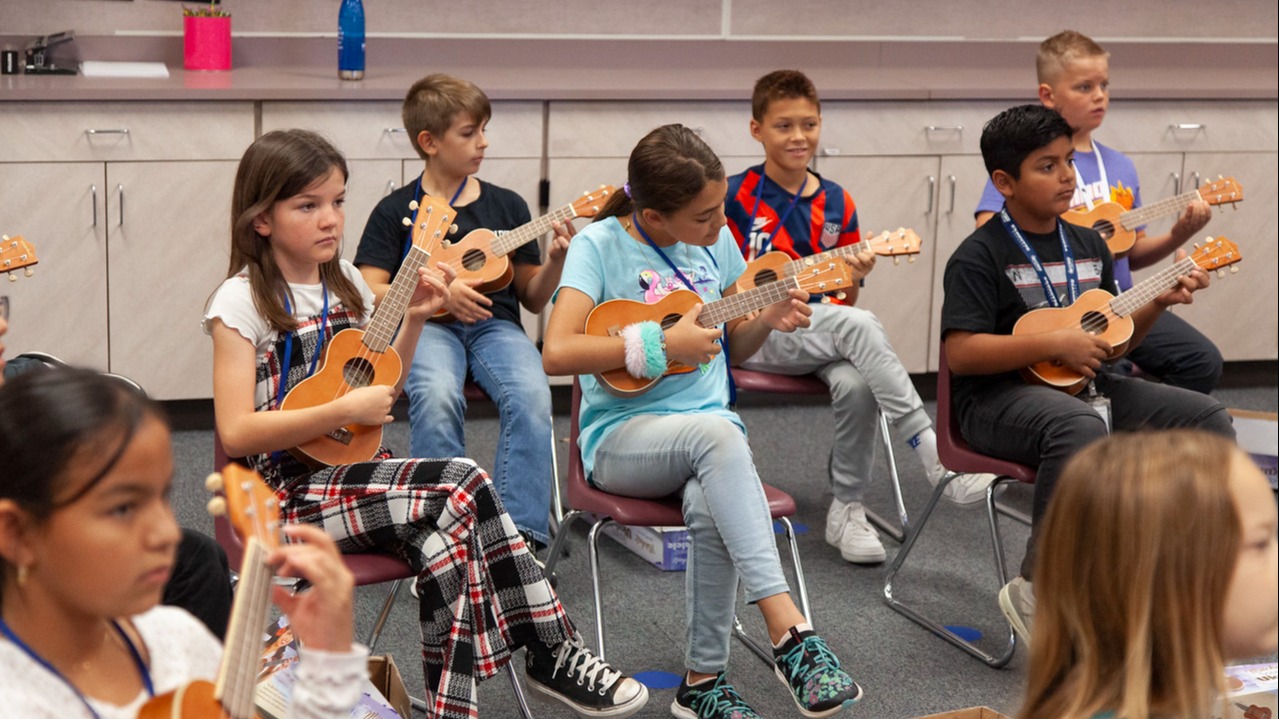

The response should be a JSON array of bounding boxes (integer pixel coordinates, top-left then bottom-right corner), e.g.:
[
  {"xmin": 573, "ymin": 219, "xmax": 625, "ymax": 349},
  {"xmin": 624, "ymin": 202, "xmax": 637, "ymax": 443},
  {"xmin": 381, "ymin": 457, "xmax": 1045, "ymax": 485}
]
[
  {"xmin": 671, "ymin": 673, "xmax": 762, "ymax": 719},
  {"xmin": 773, "ymin": 625, "xmax": 862, "ymax": 717},
  {"xmin": 524, "ymin": 634, "xmax": 648, "ymax": 717}
]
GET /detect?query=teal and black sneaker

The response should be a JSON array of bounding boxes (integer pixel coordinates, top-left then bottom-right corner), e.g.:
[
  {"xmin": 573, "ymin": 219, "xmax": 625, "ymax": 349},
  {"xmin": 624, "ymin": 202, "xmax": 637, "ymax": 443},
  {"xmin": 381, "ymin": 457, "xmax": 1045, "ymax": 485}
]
[
  {"xmin": 671, "ymin": 672, "xmax": 762, "ymax": 719},
  {"xmin": 773, "ymin": 625, "xmax": 862, "ymax": 717}
]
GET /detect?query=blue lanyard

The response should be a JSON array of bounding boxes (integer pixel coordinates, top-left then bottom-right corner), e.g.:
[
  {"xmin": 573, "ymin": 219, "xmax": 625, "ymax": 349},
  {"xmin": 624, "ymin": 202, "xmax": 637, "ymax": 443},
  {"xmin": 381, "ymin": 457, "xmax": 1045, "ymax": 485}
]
[
  {"xmin": 998, "ymin": 206, "xmax": 1078, "ymax": 308},
  {"xmin": 742, "ymin": 169, "xmax": 807, "ymax": 258},
  {"xmin": 0, "ymin": 617, "xmax": 155, "ymax": 719},
  {"xmin": 403, "ymin": 175, "xmax": 467, "ymax": 261},
  {"xmin": 632, "ymin": 213, "xmax": 736, "ymax": 405},
  {"xmin": 274, "ymin": 283, "xmax": 329, "ymax": 411}
]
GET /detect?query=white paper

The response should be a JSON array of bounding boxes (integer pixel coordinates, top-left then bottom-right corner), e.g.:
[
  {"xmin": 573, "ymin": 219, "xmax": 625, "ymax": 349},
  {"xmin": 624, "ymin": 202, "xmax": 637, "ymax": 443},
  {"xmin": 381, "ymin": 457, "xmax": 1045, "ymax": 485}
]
[{"xmin": 80, "ymin": 61, "xmax": 171, "ymax": 78}]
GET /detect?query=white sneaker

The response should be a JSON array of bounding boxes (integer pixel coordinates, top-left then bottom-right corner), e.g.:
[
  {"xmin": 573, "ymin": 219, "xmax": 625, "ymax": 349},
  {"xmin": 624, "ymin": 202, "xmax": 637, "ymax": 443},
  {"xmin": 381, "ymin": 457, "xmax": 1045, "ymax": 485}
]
[
  {"xmin": 825, "ymin": 498, "xmax": 886, "ymax": 564},
  {"xmin": 999, "ymin": 576, "xmax": 1035, "ymax": 648},
  {"xmin": 928, "ymin": 466, "xmax": 996, "ymax": 509}
]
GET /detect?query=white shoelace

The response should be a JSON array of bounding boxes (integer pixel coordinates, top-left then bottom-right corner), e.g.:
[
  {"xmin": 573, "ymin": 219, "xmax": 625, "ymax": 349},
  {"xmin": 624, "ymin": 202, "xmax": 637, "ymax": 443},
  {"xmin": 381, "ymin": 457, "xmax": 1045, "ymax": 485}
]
[{"xmin": 552, "ymin": 635, "xmax": 622, "ymax": 693}]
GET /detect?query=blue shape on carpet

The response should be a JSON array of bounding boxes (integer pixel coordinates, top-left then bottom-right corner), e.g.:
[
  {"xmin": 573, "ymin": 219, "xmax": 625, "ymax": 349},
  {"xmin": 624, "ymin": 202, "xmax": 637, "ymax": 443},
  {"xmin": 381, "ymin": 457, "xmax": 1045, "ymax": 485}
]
[
  {"xmin": 774, "ymin": 520, "xmax": 808, "ymax": 534},
  {"xmin": 634, "ymin": 670, "xmax": 683, "ymax": 690},
  {"xmin": 944, "ymin": 625, "xmax": 983, "ymax": 642}
]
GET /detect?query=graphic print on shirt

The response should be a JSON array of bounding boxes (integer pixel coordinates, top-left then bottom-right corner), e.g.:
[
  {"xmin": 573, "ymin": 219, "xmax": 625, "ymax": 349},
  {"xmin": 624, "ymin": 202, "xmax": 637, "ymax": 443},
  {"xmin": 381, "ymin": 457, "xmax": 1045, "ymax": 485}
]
[
  {"xmin": 1073, "ymin": 179, "xmax": 1136, "ymax": 211},
  {"xmin": 1005, "ymin": 258, "xmax": 1106, "ymax": 310},
  {"xmin": 634, "ymin": 264, "xmax": 722, "ymax": 375}
]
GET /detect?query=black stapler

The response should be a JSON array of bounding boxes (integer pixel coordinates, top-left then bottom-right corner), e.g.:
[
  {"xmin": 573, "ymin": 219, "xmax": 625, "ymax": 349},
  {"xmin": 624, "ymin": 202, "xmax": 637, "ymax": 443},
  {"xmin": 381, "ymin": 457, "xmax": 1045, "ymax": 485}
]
[{"xmin": 25, "ymin": 31, "xmax": 79, "ymax": 75}]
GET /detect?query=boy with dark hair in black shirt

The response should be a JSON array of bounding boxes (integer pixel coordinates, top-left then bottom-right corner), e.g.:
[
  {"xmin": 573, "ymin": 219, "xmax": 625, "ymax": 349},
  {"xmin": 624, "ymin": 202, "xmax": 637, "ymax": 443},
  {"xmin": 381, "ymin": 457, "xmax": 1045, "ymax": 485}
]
[{"xmin": 941, "ymin": 104, "xmax": 1234, "ymax": 647}]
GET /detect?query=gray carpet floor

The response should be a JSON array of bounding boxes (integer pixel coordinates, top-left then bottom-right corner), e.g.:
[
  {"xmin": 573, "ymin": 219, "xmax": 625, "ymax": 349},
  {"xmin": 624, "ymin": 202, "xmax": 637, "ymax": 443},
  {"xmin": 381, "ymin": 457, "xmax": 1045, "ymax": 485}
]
[{"xmin": 167, "ymin": 374, "xmax": 1278, "ymax": 719}]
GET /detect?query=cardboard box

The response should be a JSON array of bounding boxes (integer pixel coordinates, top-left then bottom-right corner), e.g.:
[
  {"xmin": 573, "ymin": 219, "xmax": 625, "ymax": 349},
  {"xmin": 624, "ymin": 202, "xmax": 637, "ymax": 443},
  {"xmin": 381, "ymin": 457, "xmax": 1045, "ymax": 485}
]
[
  {"xmin": 367, "ymin": 654, "xmax": 412, "ymax": 719},
  {"xmin": 912, "ymin": 708, "xmax": 1011, "ymax": 719},
  {"xmin": 1231, "ymin": 410, "xmax": 1278, "ymax": 491},
  {"xmin": 592, "ymin": 515, "xmax": 689, "ymax": 571},
  {"xmin": 1216, "ymin": 662, "xmax": 1278, "ymax": 719}
]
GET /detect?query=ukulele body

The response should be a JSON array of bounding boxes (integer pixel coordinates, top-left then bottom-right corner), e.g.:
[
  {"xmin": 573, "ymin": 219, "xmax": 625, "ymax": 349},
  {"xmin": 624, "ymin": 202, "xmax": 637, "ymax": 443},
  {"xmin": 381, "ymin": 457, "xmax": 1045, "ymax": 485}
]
[
  {"xmin": 139, "ymin": 679, "xmax": 262, "ymax": 718},
  {"xmin": 280, "ymin": 328, "xmax": 403, "ymax": 467},
  {"xmin": 1015, "ymin": 288, "xmax": 1132, "ymax": 394},
  {"xmin": 430, "ymin": 228, "xmax": 515, "ymax": 322},
  {"xmin": 1062, "ymin": 202, "xmax": 1136, "ymax": 258},
  {"xmin": 737, "ymin": 252, "xmax": 793, "ymax": 292},
  {"xmin": 587, "ymin": 290, "xmax": 703, "ymax": 398}
]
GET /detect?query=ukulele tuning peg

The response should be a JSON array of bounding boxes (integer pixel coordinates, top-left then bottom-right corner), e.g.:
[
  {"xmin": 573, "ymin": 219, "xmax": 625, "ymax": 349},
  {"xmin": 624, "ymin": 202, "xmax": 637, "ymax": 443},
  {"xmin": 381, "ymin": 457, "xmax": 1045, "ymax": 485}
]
[
  {"xmin": 835, "ymin": 291, "xmax": 847, "ymax": 301},
  {"xmin": 441, "ymin": 240, "xmax": 452, "ymax": 248},
  {"xmin": 205, "ymin": 472, "xmax": 224, "ymax": 492},
  {"xmin": 893, "ymin": 257, "xmax": 901, "ymax": 265},
  {"xmin": 7, "ymin": 272, "xmax": 17, "ymax": 283},
  {"xmin": 1229, "ymin": 265, "xmax": 1239, "ymax": 274},
  {"xmin": 449, "ymin": 224, "xmax": 459, "ymax": 235},
  {"xmin": 908, "ymin": 255, "xmax": 917, "ymax": 264},
  {"xmin": 206, "ymin": 496, "xmax": 227, "ymax": 517},
  {"xmin": 24, "ymin": 268, "xmax": 33, "ymax": 278},
  {"xmin": 401, "ymin": 217, "xmax": 412, "ymax": 227},
  {"xmin": 409, "ymin": 200, "xmax": 419, "ymax": 211},
  {"xmin": 1, "ymin": 234, "xmax": 8, "ymax": 241}
]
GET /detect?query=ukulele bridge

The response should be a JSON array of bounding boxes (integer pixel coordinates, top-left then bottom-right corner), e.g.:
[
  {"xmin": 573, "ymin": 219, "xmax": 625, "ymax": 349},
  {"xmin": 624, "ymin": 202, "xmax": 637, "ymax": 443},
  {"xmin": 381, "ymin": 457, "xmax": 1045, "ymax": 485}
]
[{"xmin": 326, "ymin": 427, "xmax": 354, "ymax": 445}]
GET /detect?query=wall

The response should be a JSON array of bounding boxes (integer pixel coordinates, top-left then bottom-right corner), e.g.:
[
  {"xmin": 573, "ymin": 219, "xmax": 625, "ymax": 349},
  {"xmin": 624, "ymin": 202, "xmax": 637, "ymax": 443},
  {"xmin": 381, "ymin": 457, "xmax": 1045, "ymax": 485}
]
[{"xmin": 4, "ymin": 0, "xmax": 1276, "ymax": 41}]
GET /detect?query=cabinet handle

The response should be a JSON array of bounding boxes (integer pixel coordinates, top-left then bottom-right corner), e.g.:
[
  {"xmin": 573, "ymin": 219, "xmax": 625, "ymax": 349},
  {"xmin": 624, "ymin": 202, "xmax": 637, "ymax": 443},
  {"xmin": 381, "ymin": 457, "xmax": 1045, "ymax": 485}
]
[
  {"xmin": 117, "ymin": 184, "xmax": 125, "ymax": 227},
  {"xmin": 85, "ymin": 128, "xmax": 130, "ymax": 135},
  {"xmin": 1171, "ymin": 172, "xmax": 1181, "ymax": 195},
  {"xmin": 947, "ymin": 175, "xmax": 957, "ymax": 214},
  {"xmin": 1168, "ymin": 123, "xmax": 1205, "ymax": 131},
  {"xmin": 925, "ymin": 125, "xmax": 963, "ymax": 134},
  {"xmin": 91, "ymin": 184, "xmax": 98, "ymax": 228},
  {"xmin": 1192, "ymin": 171, "xmax": 1201, "ymax": 190},
  {"xmin": 925, "ymin": 175, "xmax": 936, "ymax": 215},
  {"xmin": 821, "ymin": 146, "xmax": 842, "ymax": 156},
  {"xmin": 386, "ymin": 181, "xmax": 397, "ymax": 195},
  {"xmin": 386, "ymin": 128, "xmax": 408, "ymax": 134}
]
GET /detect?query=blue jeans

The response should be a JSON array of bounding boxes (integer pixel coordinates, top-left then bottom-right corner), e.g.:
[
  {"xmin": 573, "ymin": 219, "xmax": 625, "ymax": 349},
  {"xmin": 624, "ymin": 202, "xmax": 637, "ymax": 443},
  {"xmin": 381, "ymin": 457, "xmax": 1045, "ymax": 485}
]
[
  {"xmin": 592, "ymin": 413, "xmax": 790, "ymax": 673},
  {"xmin": 405, "ymin": 318, "xmax": 554, "ymax": 544}
]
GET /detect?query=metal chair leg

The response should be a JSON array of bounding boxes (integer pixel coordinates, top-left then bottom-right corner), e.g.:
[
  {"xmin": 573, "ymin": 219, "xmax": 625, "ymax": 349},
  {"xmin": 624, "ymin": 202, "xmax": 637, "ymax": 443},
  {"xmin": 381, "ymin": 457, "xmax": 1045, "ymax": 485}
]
[
  {"xmin": 865, "ymin": 410, "xmax": 909, "ymax": 544},
  {"xmin": 548, "ymin": 420, "xmax": 564, "ymax": 537},
  {"xmin": 586, "ymin": 518, "xmax": 610, "ymax": 662},
  {"xmin": 504, "ymin": 662, "xmax": 536, "ymax": 719},
  {"xmin": 365, "ymin": 578, "xmax": 405, "ymax": 651},
  {"xmin": 732, "ymin": 515, "xmax": 813, "ymax": 668},
  {"xmin": 881, "ymin": 472, "xmax": 1017, "ymax": 668}
]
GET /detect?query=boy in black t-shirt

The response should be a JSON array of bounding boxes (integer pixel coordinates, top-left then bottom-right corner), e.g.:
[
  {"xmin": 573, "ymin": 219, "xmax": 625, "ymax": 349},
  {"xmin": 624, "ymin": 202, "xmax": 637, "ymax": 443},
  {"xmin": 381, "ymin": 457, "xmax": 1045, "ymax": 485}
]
[
  {"xmin": 940, "ymin": 104, "xmax": 1233, "ymax": 647},
  {"xmin": 355, "ymin": 74, "xmax": 570, "ymax": 560}
]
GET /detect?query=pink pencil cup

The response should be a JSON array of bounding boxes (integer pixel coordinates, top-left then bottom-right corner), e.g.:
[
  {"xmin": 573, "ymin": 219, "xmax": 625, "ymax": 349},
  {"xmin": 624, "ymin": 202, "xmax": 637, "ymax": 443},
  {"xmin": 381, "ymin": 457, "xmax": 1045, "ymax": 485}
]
[{"xmin": 184, "ymin": 15, "xmax": 232, "ymax": 71}]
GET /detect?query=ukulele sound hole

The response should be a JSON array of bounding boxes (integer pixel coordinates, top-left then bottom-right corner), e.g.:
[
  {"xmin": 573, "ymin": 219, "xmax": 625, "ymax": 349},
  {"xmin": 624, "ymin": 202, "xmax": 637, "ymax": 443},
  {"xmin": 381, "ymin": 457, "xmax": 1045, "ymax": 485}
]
[
  {"xmin": 660, "ymin": 313, "xmax": 682, "ymax": 330},
  {"xmin": 1092, "ymin": 220, "xmax": 1115, "ymax": 241},
  {"xmin": 1080, "ymin": 310, "xmax": 1109, "ymax": 336},
  {"xmin": 753, "ymin": 268, "xmax": 778, "ymax": 286},
  {"xmin": 462, "ymin": 248, "xmax": 487, "ymax": 271},
  {"xmin": 343, "ymin": 357, "xmax": 376, "ymax": 388}
]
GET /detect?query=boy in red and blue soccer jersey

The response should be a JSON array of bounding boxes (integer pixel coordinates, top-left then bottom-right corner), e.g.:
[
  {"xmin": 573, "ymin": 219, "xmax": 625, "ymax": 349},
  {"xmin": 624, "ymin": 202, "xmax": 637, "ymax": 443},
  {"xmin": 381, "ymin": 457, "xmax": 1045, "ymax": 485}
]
[{"xmin": 725, "ymin": 69, "xmax": 995, "ymax": 566}]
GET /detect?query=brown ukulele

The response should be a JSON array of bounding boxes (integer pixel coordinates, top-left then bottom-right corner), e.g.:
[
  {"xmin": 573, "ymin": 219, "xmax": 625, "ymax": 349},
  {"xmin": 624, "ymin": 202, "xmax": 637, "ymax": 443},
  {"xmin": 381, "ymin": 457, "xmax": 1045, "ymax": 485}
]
[
  {"xmin": 736, "ymin": 227, "xmax": 922, "ymax": 292},
  {"xmin": 139, "ymin": 465, "xmax": 280, "ymax": 719},
  {"xmin": 431, "ymin": 185, "xmax": 616, "ymax": 321},
  {"xmin": 2, "ymin": 234, "xmax": 38, "ymax": 282},
  {"xmin": 281, "ymin": 196, "xmax": 453, "ymax": 467},
  {"xmin": 589, "ymin": 260, "xmax": 855, "ymax": 397},
  {"xmin": 1016, "ymin": 236, "xmax": 1242, "ymax": 394},
  {"xmin": 1061, "ymin": 176, "xmax": 1242, "ymax": 258}
]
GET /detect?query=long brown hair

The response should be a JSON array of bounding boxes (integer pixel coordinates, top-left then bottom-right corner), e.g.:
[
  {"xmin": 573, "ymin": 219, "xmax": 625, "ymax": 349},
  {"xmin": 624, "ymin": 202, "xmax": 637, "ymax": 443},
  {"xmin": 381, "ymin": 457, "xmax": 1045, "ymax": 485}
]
[
  {"xmin": 595, "ymin": 124, "xmax": 725, "ymax": 222},
  {"xmin": 227, "ymin": 129, "xmax": 366, "ymax": 333},
  {"xmin": 1021, "ymin": 430, "xmax": 1239, "ymax": 719}
]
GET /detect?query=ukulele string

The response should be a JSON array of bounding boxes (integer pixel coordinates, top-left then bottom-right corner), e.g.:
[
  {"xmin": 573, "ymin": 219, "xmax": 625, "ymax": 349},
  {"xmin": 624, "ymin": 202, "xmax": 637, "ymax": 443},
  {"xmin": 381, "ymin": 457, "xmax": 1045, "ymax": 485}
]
[{"xmin": 1073, "ymin": 256, "xmax": 1202, "ymax": 334}]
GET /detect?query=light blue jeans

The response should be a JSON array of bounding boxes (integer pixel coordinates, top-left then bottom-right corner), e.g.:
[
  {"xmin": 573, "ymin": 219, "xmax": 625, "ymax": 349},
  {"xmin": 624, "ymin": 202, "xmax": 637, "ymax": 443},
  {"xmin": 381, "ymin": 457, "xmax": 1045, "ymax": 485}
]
[
  {"xmin": 742, "ymin": 303, "xmax": 932, "ymax": 503},
  {"xmin": 404, "ymin": 318, "xmax": 553, "ymax": 544},
  {"xmin": 591, "ymin": 413, "xmax": 790, "ymax": 673}
]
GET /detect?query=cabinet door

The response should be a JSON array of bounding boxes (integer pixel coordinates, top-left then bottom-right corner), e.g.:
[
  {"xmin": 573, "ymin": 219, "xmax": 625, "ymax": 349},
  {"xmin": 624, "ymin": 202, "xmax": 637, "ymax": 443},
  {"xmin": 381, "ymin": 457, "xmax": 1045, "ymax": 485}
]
[
  {"xmin": 106, "ymin": 161, "xmax": 238, "ymax": 399},
  {"xmin": 342, "ymin": 159, "xmax": 408, "ymax": 262},
  {"xmin": 815, "ymin": 155, "xmax": 942, "ymax": 373},
  {"xmin": 928, "ymin": 155, "xmax": 993, "ymax": 371},
  {"xmin": 1126, "ymin": 152, "xmax": 1187, "ymax": 240},
  {"xmin": 0, "ymin": 161, "xmax": 109, "ymax": 370},
  {"xmin": 1131, "ymin": 151, "xmax": 1277, "ymax": 361}
]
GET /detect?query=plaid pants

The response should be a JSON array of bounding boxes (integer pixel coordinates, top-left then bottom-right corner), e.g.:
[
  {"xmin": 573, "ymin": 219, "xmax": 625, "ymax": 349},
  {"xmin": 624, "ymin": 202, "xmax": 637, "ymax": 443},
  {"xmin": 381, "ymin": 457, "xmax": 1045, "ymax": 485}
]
[{"xmin": 274, "ymin": 456, "xmax": 573, "ymax": 719}]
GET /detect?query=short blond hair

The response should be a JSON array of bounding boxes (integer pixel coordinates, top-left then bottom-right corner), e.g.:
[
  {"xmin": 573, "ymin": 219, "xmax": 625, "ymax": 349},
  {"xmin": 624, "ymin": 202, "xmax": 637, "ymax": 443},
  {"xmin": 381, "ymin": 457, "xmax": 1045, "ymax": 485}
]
[
  {"xmin": 401, "ymin": 73, "xmax": 492, "ymax": 160},
  {"xmin": 1021, "ymin": 430, "xmax": 1239, "ymax": 719},
  {"xmin": 1036, "ymin": 30, "xmax": 1109, "ymax": 85}
]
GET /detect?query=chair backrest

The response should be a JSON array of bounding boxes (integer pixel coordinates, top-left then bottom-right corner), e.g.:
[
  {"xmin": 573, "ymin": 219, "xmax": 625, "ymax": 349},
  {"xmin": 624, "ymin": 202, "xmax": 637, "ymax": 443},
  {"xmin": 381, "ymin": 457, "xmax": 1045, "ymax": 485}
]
[{"xmin": 935, "ymin": 342, "xmax": 1036, "ymax": 482}]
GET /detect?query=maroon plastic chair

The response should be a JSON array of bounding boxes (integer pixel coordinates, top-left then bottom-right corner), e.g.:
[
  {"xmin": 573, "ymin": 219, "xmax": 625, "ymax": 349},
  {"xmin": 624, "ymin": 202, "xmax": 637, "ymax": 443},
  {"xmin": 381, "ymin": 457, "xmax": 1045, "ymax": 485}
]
[
  {"xmin": 880, "ymin": 344, "xmax": 1035, "ymax": 668},
  {"xmin": 730, "ymin": 368, "xmax": 909, "ymax": 543},
  {"xmin": 212, "ymin": 433, "xmax": 535, "ymax": 717},
  {"xmin": 541, "ymin": 378, "xmax": 812, "ymax": 665}
]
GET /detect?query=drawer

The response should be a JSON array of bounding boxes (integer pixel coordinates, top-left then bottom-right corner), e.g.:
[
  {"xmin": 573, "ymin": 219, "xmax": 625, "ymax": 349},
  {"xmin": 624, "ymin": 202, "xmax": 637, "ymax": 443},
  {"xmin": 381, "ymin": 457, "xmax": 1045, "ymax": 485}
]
[
  {"xmin": 1096, "ymin": 100, "xmax": 1278, "ymax": 154},
  {"xmin": 262, "ymin": 100, "xmax": 544, "ymax": 160},
  {"xmin": 819, "ymin": 101, "xmax": 1012, "ymax": 157},
  {"xmin": 548, "ymin": 101, "xmax": 759, "ymax": 158},
  {"xmin": 0, "ymin": 102, "xmax": 254, "ymax": 162}
]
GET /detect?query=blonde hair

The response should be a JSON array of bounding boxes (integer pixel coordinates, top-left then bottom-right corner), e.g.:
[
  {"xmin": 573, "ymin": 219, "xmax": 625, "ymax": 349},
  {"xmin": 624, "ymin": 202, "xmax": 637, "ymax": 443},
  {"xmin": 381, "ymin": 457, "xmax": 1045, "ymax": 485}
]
[
  {"xmin": 401, "ymin": 73, "xmax": 492, "ymax": 161},
  {"xmin": 1036, "ymin": 30, "xmax": 1109, "ymax": 85},
  {"xmin": 1021, "ymin": 430, "xmax": 1239, "ymax": 719}
]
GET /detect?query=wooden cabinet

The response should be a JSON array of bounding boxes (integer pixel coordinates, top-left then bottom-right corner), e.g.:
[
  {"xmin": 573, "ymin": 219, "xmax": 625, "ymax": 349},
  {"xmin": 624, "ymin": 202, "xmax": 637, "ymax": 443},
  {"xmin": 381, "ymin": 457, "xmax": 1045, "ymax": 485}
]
[{"xmin": 0, "ymin": 102, "xmax": 255, "ymax": 398}]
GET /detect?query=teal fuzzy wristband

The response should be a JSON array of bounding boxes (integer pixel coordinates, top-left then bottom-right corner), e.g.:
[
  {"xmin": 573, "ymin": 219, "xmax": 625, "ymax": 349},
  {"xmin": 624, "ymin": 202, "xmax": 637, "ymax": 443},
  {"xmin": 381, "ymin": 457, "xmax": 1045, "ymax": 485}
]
[{"xmin": 637, "ymin": 321, "xmax": 667, "ymax": 378}]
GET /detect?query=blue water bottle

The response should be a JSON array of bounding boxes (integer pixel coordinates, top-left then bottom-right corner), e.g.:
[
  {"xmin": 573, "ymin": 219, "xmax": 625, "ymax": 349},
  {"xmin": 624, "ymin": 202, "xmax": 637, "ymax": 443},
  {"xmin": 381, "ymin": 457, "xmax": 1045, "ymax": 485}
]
[{"xmin": 338, "ymin": 0, "xmax": 365, "ymax": 80}]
